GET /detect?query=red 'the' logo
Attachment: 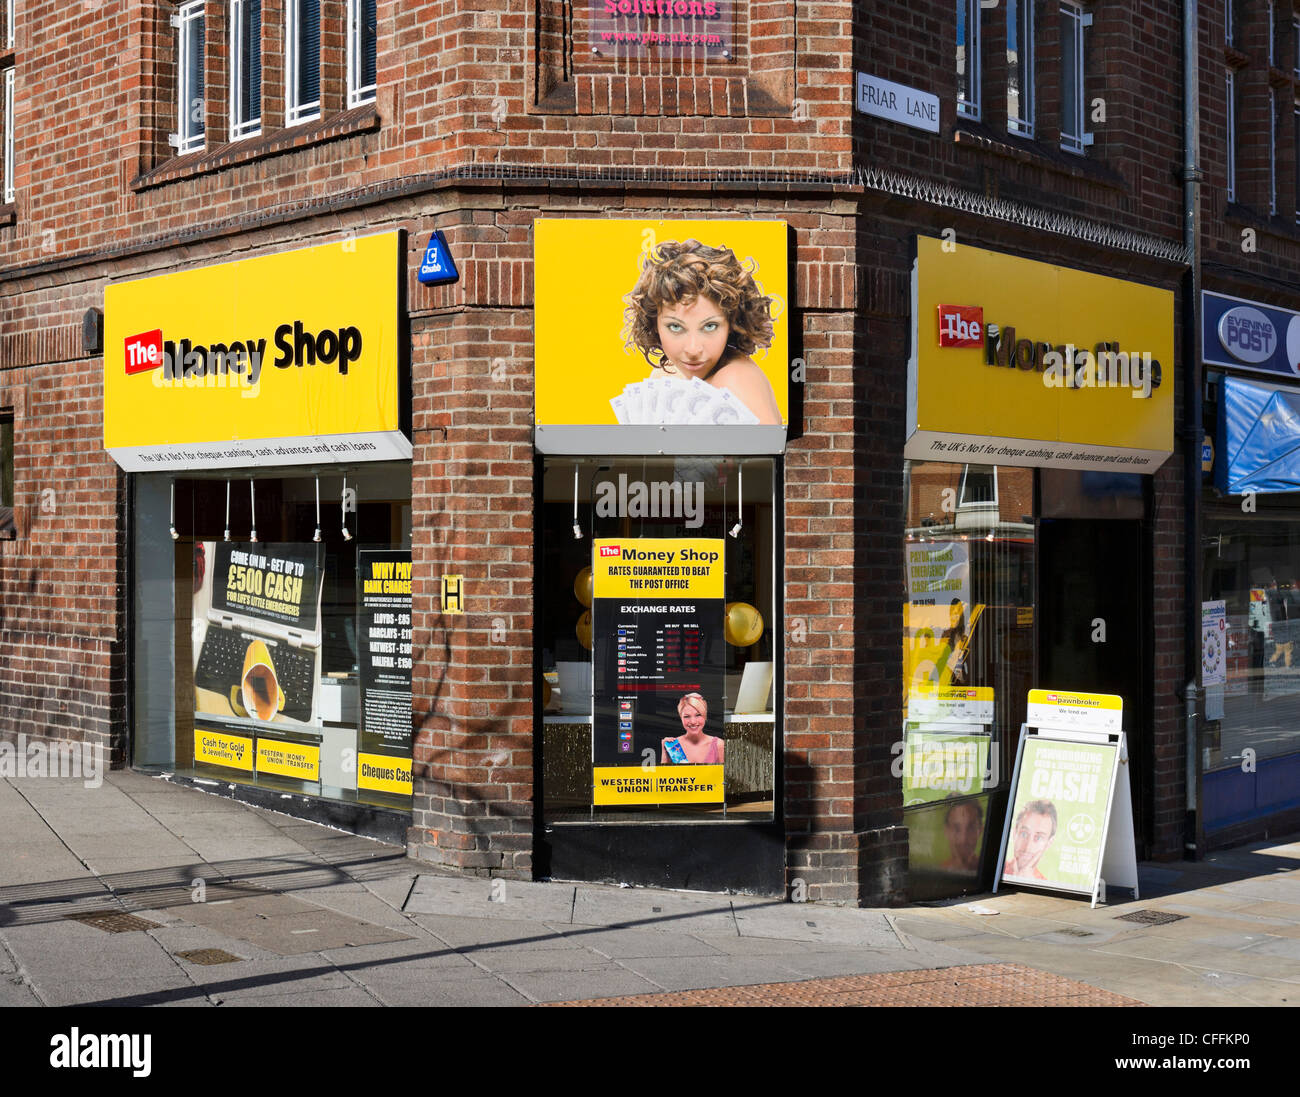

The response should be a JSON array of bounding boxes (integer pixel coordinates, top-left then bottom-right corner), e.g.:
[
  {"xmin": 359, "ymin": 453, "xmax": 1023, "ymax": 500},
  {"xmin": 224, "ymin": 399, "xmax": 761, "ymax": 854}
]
[
  {"xmin": 599, "ymin": 545, "xmax": 621, "ymax": 557},
  {"xmin": 937, "ymin": 305, "xmax": 983, "ymax": 348},
  {"xmin": 124, "ymin": 329, "xmax": 164, "ymax": 375}
]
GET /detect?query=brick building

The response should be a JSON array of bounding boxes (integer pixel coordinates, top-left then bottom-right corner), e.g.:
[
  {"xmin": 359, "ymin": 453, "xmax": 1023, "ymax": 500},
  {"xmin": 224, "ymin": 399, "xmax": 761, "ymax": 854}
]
[{"xmin": 0, "ymin": 0, "xmax": 1228, "ymax": 906}]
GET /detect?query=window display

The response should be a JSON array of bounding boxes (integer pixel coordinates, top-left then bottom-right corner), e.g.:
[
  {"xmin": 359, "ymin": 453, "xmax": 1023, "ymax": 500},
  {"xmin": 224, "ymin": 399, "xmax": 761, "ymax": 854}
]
[
  {"xmin": 132, "ymin": 463, "xmax": 412, "ymax": 811},
  {"xmin": 540, "ymin": 456, "xmax": 777, "ymax": 822}
]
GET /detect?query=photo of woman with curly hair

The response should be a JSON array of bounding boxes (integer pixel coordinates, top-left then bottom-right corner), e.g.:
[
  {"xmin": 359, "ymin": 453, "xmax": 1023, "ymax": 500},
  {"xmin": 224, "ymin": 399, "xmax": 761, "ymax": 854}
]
[{"xmin": 623, "ymin": 239, "xmax": 783, "ymax": 426}]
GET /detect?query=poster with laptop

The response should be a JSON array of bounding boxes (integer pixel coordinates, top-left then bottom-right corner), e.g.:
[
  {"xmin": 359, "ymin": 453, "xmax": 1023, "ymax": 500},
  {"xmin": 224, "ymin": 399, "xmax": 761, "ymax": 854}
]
[{"xmin": 192, "ymin": 541, "xmax": 324, "ymax": 729}]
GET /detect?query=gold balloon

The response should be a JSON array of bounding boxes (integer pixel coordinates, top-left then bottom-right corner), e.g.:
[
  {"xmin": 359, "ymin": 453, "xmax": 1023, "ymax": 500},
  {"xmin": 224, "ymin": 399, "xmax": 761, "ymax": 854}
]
[
  {"xmin": 574, "ymin": 566, "xmax": 593, "ymax": 607},
  {"xmin": 541, "ymin": 678, "xmax": 553, "ymax": 708},
  {"xmin": 576, "ymin": 610, "xmax": 593, "ymax": 650},
  {"xmin": 725, "ymin": 602, "xmax": 764, "ymax": 647}
]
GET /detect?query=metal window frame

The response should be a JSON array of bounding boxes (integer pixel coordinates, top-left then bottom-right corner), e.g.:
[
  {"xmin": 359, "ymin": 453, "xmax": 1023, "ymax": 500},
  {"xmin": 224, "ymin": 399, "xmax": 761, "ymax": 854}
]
[
  {"xmin": 1227, "ymin": 70, "xmax": 1236, "ymax": 203},
  {"xmin": 346, "ymin": 0, "xmax": 377, "ymax": 108},
  {"xmin": 957, "ymin": 0, "xmax": 981, "ymax": 122},
  {"xmin": 1007, "ymin": 0, "xmax": 1035, "ymax": 138},
  {"xmin": 171, "ymin": 0, "xmax": 205, "ymax": 155},
  {"xmin": 5, "ymin": 0, "xmax": 12, "ymax": 50},
  {"xmin": 2, "ymin": 67, "xmax": 12, "ymax": 204},
  {"xmin": 1294, "ymin": 100, "xmax": 1300, "ymax": 223},
  {"xmin": 1268, "ymin": 0, "xmax": 1276, "ymax": 66},
  {"xmin": 1270, "ymin": 89, "xmax": 1278, "ymax": 215},
  {"xmin": 286, "ymin": 0, "xmax": 321, "ymax": 126},
  {"xmin": 229, "ymin": 0, "xmax": 262, "ymax": 140},
  {"xmin": 1060, "ymin": 2, "xmax": 1092, "ymax": 155}
]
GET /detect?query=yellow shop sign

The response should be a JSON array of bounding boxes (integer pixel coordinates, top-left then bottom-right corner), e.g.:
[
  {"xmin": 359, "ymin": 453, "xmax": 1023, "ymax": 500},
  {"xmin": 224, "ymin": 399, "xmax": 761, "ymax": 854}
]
[
  {"xmin": 909, "ymin": 236, "xmax": 1174, "ymax": 473},
  {"xmin": 103, "ymin": 233, "xmax": 408, "ymax": 472}
]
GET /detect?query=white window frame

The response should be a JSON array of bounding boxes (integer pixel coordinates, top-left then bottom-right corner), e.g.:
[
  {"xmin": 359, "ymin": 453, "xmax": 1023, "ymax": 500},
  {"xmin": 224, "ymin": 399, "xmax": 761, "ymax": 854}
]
[
  {"xmin": 1294, "ymin": 15, "xmax": 1300, "ymax": 77},
  {"xmin": 170, "ymin": 0, "xmax": 205, "ymax": 155},
  {"xmin": 1268, "ymin": 0, "xmax": 1276, "ymax": 66},
  {"xmin": 347, "ymin": 0, "xmax": 377, "ymax": 107},
  {"xmin": 1007, "ymin": 0, "xmax": 1035, "ymax": 137},
  {"xmin": 1227, "ymin": 0, "xmax": 1235, "ymax": 46},
  {"xmin": 3, "ymin": 67, "xmax": 13, "ymax": 205},
  {"xmin": 5, "ymin": 0, "xmax": 13, "ymax": 49},
  {"xmin": 229, "ymin": 0, "xmax": 261, "ymax": 140},
  {"xmin": 286, "ymin": 0, "xmax": 321, "ymax": 126},
  {"xmin": 957, "ymin": 0, "xmax": 981, "ymax": 122},
  {"xmin": 1227, "ymin": 70, "xmax": 1237, "ymax": 203},
  {"xmin": 1060, "ymin": 2, "xmax": 1093, "ymax": 154}
]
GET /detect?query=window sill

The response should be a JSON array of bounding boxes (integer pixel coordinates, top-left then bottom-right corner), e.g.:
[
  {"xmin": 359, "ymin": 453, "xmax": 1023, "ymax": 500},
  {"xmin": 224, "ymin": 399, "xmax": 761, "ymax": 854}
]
[
  {"xmin": 0, "ymin": 202, "xmax": 14, "ymax": 227},
  {"xmin": 1225, "ymin": 202, "xmax": 1300, "ymax": 245},
  {"xmin": 131, "ymin": 105, "xmax": 381, "ymax": 193},
  {"xmin": 953, "ymin": 124, "xmax": 1127, "ymax": 191}
]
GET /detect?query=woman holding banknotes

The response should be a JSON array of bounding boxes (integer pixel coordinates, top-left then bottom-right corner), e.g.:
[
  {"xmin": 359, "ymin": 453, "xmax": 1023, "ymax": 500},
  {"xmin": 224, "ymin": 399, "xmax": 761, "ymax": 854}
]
[{"xmin": 623, "ymin": 240, "xmax": 783, "ymax": 426}]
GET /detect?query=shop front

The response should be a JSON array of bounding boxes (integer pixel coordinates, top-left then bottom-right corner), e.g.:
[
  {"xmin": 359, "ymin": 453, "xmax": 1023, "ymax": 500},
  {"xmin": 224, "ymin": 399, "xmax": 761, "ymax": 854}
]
[
  {"xmin": 903, "ymin": 237, "xmax": 1174, "ymax": 898},
  {"xmin": 104, "ymin": 233, "xmax": 415, "ymax": 841},
  {"xmin": 1201, "ymin": 290, "xmax": 1300, "ymax": 844},
  {"xmin": 532, "ymin": 219, "xmax": 788, "ymax": 892}
]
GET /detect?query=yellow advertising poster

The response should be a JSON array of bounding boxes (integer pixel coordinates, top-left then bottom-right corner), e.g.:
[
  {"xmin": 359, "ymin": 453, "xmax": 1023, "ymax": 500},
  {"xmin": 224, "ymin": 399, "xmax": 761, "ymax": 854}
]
[
  {"xmin": 104, "ymin": 233, "xmax": 406, "ymax": 471},
  {"xmin": 592, "ymin": 537, "xmax": 725, "ymax": 600},
  {"xmin": 358, "ymin": 751, "xmax": 413, "ymax": 796},
  {"xmin": 194, "ymin": 729, "xmax": 255, "ymax": 772},
  {"xmin": 534, "ymin": 219, "xmax": 789, "ymax": 452},
  {"xmin": 256, "ymin": 739, "xmax": 321, "ymax": 781},
  {"xmin": 909, "ymin": 236, "xmax": 1174, "ymax": 472},
  {"xmin": 593, "ymin": 765, "xmax": 724, "ymax": 805}
]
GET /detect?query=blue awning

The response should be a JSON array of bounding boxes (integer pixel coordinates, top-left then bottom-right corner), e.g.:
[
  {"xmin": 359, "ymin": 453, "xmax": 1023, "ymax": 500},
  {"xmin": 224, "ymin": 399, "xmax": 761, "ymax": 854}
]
[{"xmin": 1218, "ymin": 375, "xmax": 1300, "ymax": 494}]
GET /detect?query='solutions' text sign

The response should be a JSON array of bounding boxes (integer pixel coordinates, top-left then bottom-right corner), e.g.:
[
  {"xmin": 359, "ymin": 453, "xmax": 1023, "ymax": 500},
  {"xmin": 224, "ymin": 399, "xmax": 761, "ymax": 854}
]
[
  {"xmin": 357, "ymin": 550, "xmax": 413, "ymax": 798},
  {"xmin": 591, "ymin": 538, "xmax": 726, "ymax": 806}
]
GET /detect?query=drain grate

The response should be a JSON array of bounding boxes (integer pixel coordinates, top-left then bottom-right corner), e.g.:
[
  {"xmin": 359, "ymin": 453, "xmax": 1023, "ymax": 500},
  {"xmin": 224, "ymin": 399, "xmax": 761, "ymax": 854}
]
[
  {"xmin": 176, "ymin": 948, "xmax": 244, "ymax": 966},
  {"xmin": 64, "ymin": 910, "xmax": 161, "ymax": 934},
  {"xmin": 1114, "ymin": 909, "xmax": 1187, "ymax": 926}
]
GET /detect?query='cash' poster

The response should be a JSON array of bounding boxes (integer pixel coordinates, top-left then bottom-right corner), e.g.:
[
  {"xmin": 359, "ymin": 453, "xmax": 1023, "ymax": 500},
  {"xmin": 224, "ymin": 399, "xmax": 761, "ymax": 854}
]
[
  {"xmin": 1001, "ymin": 737, "xmax": 1117, "ymax": 892},
  {"xmin": 357, "ymin": 550, "xmax": 414, "ymax": 799},
  {"xmin": 591, "ymin": 537, "xmax": 725, "ymax": 806}
]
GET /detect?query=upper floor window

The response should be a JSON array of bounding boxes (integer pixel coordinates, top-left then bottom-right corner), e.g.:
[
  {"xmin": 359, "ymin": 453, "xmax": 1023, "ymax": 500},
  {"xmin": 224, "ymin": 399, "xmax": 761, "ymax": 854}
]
[
  {"xmin": 1293, "ymin": 100, "xmax": 1300, "ymax": 222},
  {"xmin": 347, "ymin": 0, "xmax": 377, "ymax": 107},
  {"xmin": 230, "ymin": 0, "xmax": 262, "ymax": 140},
  {"xmin": 1267, "ymin": 1, "xmax": 1276, "ymax": 66},
  {"xmin": 1059, "ymin": 2, "xmax": 1092, "ymax": 154},
  {"xmin": 1227, "ymin": 0, "xmax": 1238, "ymax": 46},
  {"xmin": 1007, "ymin": 0, "xmax": 1035, "ymax": 137},
  {"xmin": 1294, "ymin": 14, "xmax": 1300, "ymax": 77},
  {"xmin": 957, "ymin": 0, "xmax": 981, "ymax": 121},
  {"xmin": 287, "ymin": 0, "xmax": 321, "ymax": 125},
  {"xmin": 172, "ymin": 0, "xmax": 205, "ymax": 155},
  {"xmin": 5, "ymin": 0, "xmax": 12, "ymax": 49}
]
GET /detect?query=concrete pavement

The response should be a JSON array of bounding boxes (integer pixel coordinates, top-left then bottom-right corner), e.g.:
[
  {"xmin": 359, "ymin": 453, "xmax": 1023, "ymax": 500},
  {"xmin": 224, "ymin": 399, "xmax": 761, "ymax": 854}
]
[{"xmin": 1, "ymin": 769, "xmax": 1299, "ymax": 1008}]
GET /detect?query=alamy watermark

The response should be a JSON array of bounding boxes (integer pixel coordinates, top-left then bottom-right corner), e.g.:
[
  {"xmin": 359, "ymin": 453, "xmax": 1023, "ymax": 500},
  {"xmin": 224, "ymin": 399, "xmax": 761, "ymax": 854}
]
[{"xmin": 0, "ymin": 735, "xmax": 104, "ymax": 788}]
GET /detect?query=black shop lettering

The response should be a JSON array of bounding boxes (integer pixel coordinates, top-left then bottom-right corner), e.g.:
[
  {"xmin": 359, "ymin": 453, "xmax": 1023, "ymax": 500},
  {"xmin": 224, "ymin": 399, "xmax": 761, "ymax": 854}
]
[{"xmin": 272, "ymin": 321, "xmax": 364, "ymax": 375}]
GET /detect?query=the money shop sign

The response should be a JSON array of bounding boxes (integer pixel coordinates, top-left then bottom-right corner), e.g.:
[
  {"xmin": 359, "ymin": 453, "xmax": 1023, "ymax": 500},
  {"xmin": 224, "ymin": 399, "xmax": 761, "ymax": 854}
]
[
  {"xmin": 104, "ymin": 233, "xmax": 407, "ymax": 472},
  {"xmin": 533, "ymin": 219, "xmax": 789, "ymax": 455},
  {"xmin": 909, "ymin": 236, "xmax": 1174, "ymax": 473}
]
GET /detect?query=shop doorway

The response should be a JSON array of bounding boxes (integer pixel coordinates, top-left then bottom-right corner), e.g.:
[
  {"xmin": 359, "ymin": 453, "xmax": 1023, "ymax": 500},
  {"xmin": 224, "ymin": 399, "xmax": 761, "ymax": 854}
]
[{"xmin": 1037, "ymin": 518, "xmax": 1151, "ymax": 855}]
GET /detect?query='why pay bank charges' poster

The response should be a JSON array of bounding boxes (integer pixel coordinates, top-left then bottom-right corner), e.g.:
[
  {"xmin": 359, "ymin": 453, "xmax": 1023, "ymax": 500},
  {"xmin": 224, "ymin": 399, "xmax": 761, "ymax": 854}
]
[
  {"xmin": 591, "ymin": 538, "xmax": 725, "ymax": 806},
  {"xmin": 357, "ymin": 550, "xmax": 413, "ymax": 799}
]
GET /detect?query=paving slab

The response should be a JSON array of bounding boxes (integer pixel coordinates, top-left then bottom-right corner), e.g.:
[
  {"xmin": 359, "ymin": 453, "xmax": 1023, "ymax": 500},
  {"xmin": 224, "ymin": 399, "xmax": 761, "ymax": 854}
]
[
  {"xmin": 500, "ymin": 966, "xmax": 667, "ymax": 1003},
  {"xmin": 570, "ymin": 888, "xmax": 739, "ymax": 933},
  {"xmin": 731, "ymin": 903, "xmax": 904, "ymax": 948},
  {"xmin": 403, "ymin": 874, "xmax": 577, "ymax": 922}
]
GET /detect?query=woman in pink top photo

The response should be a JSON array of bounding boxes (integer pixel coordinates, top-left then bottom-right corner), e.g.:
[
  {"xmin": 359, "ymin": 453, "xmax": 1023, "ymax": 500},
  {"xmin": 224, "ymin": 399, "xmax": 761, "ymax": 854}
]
[{"xmin": 661, "ymin": 692, "xmax": 725, "ymax": 765}]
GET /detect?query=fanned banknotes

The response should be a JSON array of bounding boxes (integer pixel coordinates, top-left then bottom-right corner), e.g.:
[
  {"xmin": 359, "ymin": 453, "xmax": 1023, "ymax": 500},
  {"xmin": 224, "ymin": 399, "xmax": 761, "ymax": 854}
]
[{"xmin": 609, "ymin": 376, "xmax": 759, "ymax": 425}]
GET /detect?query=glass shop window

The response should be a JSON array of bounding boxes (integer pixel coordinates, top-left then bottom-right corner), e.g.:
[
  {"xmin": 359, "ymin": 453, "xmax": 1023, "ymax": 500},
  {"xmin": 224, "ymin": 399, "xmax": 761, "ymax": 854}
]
[
  {"xmin": 132, "ymin": 464, "xmax": 413, "ymax": 811},
  {"xmin": 539, "ymin": 456, "xmax": 778, "ymax": 823},
  {"xmin": 903, "ymin": 460, "xmax": 1034, "ymax": 899}
]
